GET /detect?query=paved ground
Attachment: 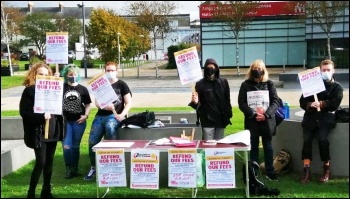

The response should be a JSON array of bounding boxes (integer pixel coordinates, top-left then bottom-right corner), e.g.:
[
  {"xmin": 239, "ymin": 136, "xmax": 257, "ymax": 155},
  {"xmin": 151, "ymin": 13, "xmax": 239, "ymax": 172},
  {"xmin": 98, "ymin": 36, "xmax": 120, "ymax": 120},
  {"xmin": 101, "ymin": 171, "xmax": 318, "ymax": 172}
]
[{"xmin": 1, "ymin": 61, "xmax": 349, "ymax": 111}]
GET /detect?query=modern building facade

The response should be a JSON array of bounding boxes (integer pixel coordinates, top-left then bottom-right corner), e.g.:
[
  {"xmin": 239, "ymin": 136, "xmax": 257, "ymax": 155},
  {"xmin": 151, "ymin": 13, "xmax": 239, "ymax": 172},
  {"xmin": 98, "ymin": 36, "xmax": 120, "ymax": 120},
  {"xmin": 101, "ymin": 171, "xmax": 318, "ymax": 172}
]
[{"xmin": 199, "ymin": 1, "xmax": 349, "ymax": 68}]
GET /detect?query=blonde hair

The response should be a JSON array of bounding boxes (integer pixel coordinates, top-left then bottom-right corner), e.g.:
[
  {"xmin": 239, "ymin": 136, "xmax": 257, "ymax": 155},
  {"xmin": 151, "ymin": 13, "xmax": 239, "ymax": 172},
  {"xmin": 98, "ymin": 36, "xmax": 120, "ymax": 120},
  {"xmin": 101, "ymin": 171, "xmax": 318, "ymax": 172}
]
[
  {"xmin": 22, "ymin": 62, "xmax": 52, "ymax": 87},
  {"xmin": 320, "ymin": 59, "xmax": 335, "ymax": 68},
  {"xmin": 245, "ymin": 59, "xmax": 269, "ymax": 82}
]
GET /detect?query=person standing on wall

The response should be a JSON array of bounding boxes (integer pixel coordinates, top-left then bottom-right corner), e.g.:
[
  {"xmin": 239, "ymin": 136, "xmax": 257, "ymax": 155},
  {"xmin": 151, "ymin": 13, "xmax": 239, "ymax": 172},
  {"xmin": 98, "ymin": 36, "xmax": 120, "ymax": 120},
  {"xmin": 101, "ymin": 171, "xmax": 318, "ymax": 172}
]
[
  {"xmin": 188, "ymin": 58, "xmax": 232, "ymax": 140},
  {"xmin": 61, "ymin": 64, "xmax": 92, "ymax": 179},
  {"xmin": 299, "ymin": 59, "xmax": 343, "ymax": 184},
  {"xmin": 84, "ymin": 61, "xmax": 132, "ymax": 180},
  {"xmin": 20, "ymin": 62, "xmax": 63, "ymax": 198},
  {"xmin": 238, "ymin": 59, "xmax": 280, "ymax": 181}
]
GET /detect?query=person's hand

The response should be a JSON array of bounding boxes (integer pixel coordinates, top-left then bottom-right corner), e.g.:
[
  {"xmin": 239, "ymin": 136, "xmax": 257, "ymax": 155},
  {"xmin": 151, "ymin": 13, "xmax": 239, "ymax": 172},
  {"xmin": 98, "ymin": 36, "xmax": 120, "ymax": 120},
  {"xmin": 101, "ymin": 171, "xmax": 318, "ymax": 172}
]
[
  {"xmin": 54, "ymin": 72, "xmax": 60, "ymax": 77},
  {"xmin": 77, "ymin": 115, "xmax": 88, "ymax": 124},
  {"xmin": 310, "ymin": 101, "xmax": 320, "ymax": 109},
  {"xmin": 115, "ymin": 114, "xmax": 124, "ymax": 122},
  {"xmin": 44, "ymin": 113, "xmax": 51, "ymax": 120},
  {"xmin": 191, "ymin": 92, "xmax": 198, "ymax": 103},
  {"xmin": 255, "ymin": 113, "xmax": 266, "ymax": 121},
  {"xmin": 104, "ymin": 104, "xmax": 115, "ymax": 111}
]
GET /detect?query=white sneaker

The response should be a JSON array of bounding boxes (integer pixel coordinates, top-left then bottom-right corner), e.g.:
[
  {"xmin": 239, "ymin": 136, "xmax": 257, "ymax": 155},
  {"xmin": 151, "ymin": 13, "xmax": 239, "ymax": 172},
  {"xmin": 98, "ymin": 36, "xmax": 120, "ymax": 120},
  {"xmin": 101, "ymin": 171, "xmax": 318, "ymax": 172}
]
[{"xmin": 84, "ymin": 168, "xmax": 96, "ymax": 180}]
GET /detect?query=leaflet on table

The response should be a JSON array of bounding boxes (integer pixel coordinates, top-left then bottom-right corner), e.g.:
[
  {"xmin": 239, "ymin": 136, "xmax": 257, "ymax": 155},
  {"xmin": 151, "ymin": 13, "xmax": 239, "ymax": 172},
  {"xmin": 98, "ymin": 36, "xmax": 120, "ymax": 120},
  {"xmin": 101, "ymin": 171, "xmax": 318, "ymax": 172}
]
[
  {"xmin": 168, "ymin": 148, "xmax": 197, "ymax": 188},
  {"xmin": 205, "ymin": 148, "xmax": 236, "ymax": 189},
  {"xmin": 169, "ymin": 136, "xmax": 196, "ymax": 147},
  {"xmin": 96, "ymin": 149, "xmax": 127, "ymax": 187},
  {"xmin": 217, "ymin": 130, "xmax": 250, "ymax": 146},
  {"xmin": 130, "ymin": 149, "xmax": 160, "ymax": 190},
  {"xmin": 93, "ymin": 141, "xmax": 135, "ymax": 149}
]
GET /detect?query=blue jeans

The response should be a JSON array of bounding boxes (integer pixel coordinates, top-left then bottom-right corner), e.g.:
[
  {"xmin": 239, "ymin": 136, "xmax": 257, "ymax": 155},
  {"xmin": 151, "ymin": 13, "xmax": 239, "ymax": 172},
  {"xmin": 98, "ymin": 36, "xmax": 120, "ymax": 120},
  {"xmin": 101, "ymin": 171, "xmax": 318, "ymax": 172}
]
[
  {"xmin": 88, "ymin": 114, "xmax": 120, "ymax": 167},
  {"xmin": 250, "ymin": 135, "xmax": 274, "ymax": 175},
  {"xmin": 62, "ymin": 121, "xmax": 86, "ymax": 167}
]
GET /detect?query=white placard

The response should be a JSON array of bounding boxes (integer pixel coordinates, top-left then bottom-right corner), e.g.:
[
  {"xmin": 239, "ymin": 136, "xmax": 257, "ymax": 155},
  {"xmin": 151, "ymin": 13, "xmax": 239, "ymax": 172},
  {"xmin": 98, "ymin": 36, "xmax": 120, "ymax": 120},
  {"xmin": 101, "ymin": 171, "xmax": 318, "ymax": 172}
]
[
  {"xmin": 174, "ymin": 46, "xmax": 203, "ymax": 85},
  {"xmin": 247, "ymin": 90, "xmax": 269, "ymax": 113},
  {"xmin": 34, "ymin": 75, "xmax": 64, "ymax": 115},
  {"xmin": 45, "ymin": 32, "xmax": 69, "ymax": 64},
  {"xmin": 87, "ymin": 74, "xmax": 118, "ymax": 109},
  {"xmin": 205, "ymin": 148, "xmax": 235, "ymax": 189},
  {"xmin": 130, "ymin": 149, "xmax": 160, "ymax": 190},
  {"xmin": 217, "ymin": 130, "xmax": 250, "ymax": 146},
  {"xmin": 168, "ymin": 149, "xmax": 197, "ymax": 188},
  {"xmin": 298, "ymin": 67, "xmax": 326, "ymax": 97},
  {"xmin": 93, "ymin": 141, "xmax": 135, "ymax": 149},
  {"xmin": 96, "ymin": 149, "xmax": 127, "ymax": 187}
]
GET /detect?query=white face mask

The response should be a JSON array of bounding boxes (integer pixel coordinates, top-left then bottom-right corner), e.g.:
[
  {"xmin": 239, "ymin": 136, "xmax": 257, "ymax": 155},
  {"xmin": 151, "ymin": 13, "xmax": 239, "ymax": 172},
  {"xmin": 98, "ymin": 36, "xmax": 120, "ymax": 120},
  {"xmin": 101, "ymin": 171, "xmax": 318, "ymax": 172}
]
[
  {"xmin": 106, "ymin": 72, "xmax": 116, "ymax": 79},
  {"xmin": 321, "ymin": 72, "xmax": 332, "ymax": 81}
]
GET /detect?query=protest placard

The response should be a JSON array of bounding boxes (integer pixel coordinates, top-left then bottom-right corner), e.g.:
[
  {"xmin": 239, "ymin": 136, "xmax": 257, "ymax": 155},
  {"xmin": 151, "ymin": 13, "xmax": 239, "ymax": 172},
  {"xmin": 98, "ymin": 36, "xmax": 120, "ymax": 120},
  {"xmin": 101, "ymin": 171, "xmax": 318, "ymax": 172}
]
[
  {"xmin": 168, "ymin": 149, "xmax": 197, "ymax": 188},
  {"xmin": 45, "ymin": 32, "xmax": 69, "ymax": 65},
  {"xmin": 205, "ymin": 148, "xmax": 235, "ymax": 189},
  {"xmin": 130, "ymin": 149, "xmax": 160, "ymax": 190},
  {"xmin": 96, "ymin": 149, "xmax": 127, "ymax": 187},
  {"xmin": 174, "ymin": 46, "xmax": 202, "ymax": 86},
  {"xmin": 87, "ymin": 74, "xmax": 118, "ymax": 109}
]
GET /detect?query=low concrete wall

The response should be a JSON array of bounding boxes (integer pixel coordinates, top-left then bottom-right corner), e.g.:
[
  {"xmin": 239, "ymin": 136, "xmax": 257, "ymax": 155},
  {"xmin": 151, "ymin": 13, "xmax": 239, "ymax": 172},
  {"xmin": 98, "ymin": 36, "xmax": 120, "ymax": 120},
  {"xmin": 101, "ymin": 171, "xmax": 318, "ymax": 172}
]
[
  {"xmin": 155, "ymin": 112, "xmax": 197, "ymax": 124},
  {"xmin": 1, "ymin": 117, "xmax": 23, "ymax": 140},
  {"xmin": 273, "ymin": 120, "xmax": 349, "ymax": 177}
]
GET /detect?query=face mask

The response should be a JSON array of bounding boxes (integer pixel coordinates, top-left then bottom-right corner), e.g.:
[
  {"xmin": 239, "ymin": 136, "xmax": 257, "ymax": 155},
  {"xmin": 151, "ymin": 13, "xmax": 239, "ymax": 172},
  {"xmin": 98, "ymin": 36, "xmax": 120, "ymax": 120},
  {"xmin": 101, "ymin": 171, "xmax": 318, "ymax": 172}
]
[
  {"xmin": 67, "ymin": 76, "xmax": 78, "ymax": 83},
  {"xmin": 106, "ymin": 72, "xmax": 116, "ymax": 79},
  {"xmin": 205, "ymin": 67, "xmax": 217, "ymax": 77},
  {"xmin": 321, "ymin": 72, "xmax": 332, "ymax": 81},
  {"xmin": 251, "ymin": 70, "xmax": 263, "ymax": 78}
]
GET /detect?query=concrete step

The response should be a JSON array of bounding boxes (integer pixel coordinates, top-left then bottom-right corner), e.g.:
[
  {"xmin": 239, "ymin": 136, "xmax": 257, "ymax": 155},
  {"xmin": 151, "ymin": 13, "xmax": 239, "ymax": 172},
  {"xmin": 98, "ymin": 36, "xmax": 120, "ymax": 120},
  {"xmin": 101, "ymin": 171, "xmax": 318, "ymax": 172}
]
[{"xmin": 1, "ymin": 140, "xmax": 35, "ymax": 178}]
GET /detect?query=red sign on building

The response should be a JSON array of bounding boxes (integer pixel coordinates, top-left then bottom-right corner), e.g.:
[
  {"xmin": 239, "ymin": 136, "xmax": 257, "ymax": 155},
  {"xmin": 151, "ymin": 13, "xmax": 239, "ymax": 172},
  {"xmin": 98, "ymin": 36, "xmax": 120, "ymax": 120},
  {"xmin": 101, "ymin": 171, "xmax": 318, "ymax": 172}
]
[{"xmin": 199, "ymin": 1, "xmax": 305, "ymax": 19}]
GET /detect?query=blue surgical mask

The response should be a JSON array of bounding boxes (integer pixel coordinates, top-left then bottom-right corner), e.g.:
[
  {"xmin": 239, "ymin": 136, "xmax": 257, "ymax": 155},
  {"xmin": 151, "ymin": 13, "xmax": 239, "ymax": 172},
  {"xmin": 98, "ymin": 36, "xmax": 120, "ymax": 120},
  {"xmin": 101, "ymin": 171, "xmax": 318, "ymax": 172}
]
[
  {"xmin": 67, "ymin": 76, "xmax": 78, "ymax": 83},
  {"xmin": 106, "ymin": 72, "xmax": 116, "ymax": 79},
  {"xmin": 321, "ymin": 72, "xmax": 332, "ymax": 81}
]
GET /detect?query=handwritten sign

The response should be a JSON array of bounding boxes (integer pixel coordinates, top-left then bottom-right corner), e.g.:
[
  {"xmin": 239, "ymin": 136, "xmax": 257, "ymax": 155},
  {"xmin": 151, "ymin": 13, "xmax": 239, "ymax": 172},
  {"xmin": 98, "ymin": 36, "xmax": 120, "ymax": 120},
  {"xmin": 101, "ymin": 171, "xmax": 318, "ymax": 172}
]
[
  {"xmin": 247, "ymin": 90, "xmax": 269, "ymax": 113},
  {"xmin": 205, "ymin": 148, "xmax": 235, "ymax": 189},
  {"xmin": 298, "ymin": 67, "xmax": 326, "ymax": 97},
  {"xmin": 174, "ymin": 46, "xmax": 202, "ymax": 85},
  {"xmin": 168, "ymin": 149, "xmax": 197, "ymax": 188},
  {"xmin": 45, "ymin": 32, "xmax": 68, "ymax": 64},
  {"xmin": 34, "ymin": 75, "xmax": 64, "ymax": 115},
  {"xmin": 130, "ymin": 149, "xmax": 160, "ymax": 190},
  {"xmin": 96, "ymin": 149, "xmax": 127, "ymax": 187},
  {"xmin": 87, "ymin": 74, "xmax": 118, "ymax": 109}
]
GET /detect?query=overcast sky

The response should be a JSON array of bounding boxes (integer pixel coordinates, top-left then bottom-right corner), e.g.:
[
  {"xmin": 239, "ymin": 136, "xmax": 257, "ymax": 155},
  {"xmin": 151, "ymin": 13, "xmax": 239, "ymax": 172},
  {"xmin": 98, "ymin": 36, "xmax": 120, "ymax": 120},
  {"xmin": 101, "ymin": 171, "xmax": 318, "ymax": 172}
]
[{"xmin": 10, "ymin": 1, "xmax": 203, "ymax": 21}]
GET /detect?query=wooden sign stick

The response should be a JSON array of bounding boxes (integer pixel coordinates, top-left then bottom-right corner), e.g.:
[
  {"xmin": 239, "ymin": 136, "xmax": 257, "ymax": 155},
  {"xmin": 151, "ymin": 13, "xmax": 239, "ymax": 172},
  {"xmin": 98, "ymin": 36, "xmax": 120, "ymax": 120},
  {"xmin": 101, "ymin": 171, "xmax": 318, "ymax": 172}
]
[
  {"xmin": 314, "ymin": 94, "xmax": 321, "ymax": 112},
  {"xmin": 45, "ymin": 116, "xmax": 49, "ymax": 139}
]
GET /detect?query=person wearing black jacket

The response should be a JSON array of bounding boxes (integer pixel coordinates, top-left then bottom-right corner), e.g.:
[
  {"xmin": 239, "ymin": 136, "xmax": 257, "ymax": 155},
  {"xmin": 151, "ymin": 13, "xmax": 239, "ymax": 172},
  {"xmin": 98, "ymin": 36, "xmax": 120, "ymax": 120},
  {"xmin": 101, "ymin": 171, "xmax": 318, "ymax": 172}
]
[
  {"xmin": 238, "ymin": 59, "xmax": 280, "ymax": 181},
  {"xmin": 189, "ymin": 58, "xmax": 232, "ymax": 140},
  {"xmin": 299, "ymin": 59, "xmax": 343, "ymax": 184},
  {"xmin": 20, "ymin": 62, "xmax": 63, "ymax": 198}
]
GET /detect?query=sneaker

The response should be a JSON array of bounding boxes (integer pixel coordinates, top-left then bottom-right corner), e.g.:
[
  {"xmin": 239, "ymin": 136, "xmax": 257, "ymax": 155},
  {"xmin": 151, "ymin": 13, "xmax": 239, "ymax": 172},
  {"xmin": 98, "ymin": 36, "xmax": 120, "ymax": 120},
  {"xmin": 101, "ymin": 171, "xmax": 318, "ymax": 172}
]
[
  {"xmin": 266, "ymin": 173, "xmax": 278, "ymax": 181},
  {"xmin": 84, "ymin": 168, "xmax": 96, "ymax": 180}
]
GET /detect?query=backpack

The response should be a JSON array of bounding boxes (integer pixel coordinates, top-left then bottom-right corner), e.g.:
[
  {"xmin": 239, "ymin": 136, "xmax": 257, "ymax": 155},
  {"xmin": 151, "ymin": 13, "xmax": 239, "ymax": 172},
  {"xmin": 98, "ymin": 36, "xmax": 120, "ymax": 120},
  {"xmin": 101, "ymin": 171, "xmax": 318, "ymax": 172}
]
[
  {"xmin": 335, "ymin": 107, "xmax": 349, "ymax": 123},
  {"xmin": 242, "ymin": 161, "xmax": 280, "ymax": 196},
  {"xmin": 275, "ymin": 97, "xmax": 285, "ymax": 126},
  {"xmin": 260, "ymin": 149, "xmax": 292, "ymax": 174},
  {"xmin": 120, "ymin": 111, "xmax": 155, "ymax": 128}
]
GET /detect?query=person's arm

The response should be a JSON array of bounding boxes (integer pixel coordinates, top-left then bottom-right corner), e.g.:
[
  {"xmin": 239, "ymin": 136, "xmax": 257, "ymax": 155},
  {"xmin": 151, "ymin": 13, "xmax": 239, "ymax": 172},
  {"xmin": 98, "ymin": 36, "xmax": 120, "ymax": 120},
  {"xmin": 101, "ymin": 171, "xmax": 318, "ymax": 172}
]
[
  {"xmin": 119, "ymin": 93, "xmax": 132, "ymax": 119},
  {"xmin": 265, "ymin": 80, "xmax": 279, "ymax": 119},
  {"xmin": 321, "ymin": 83, "xmax": 343, "ymax": 112},
  {"xmin": 238, "ymin": 82, "xmax": 256, "ymax": 118},
  {"xmin": 19, "ymin": 87, "xmax": 45, "ymax": 126}
]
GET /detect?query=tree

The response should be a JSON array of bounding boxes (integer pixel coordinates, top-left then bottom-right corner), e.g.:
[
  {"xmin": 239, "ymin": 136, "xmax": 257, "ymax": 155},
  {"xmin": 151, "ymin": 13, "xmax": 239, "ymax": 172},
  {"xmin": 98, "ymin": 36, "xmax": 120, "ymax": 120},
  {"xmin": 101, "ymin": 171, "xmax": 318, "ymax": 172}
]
[
  {"xmin": 55, "ymin": 16, "xmax": 83, "ymax": 51},
  {"xmin": 19, "ymin": 12, "xmax": 57, "ymax": 56},
  {"xmin": 210, "ymin": 1, "xmax": 260, "ymax": 75},
  {"xmin": 126, "ymin": 1, "xmax": 178, "ymax": 77},
  {"xmin": 287, "ymin": 1, "xmax": 349, "ymax": 60}
]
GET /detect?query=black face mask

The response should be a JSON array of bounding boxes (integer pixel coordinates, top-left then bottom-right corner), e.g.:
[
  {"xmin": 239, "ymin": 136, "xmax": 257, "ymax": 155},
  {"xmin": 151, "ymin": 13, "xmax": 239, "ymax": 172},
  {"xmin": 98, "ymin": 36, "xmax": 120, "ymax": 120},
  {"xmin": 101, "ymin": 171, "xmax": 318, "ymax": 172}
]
[
  {"xmin": 205, "ymin": 68, "xmax": 217, "ymax": 76},
  {"xmin": 251, "ymin": 70, "xmax": 263, "ymax": 78}
]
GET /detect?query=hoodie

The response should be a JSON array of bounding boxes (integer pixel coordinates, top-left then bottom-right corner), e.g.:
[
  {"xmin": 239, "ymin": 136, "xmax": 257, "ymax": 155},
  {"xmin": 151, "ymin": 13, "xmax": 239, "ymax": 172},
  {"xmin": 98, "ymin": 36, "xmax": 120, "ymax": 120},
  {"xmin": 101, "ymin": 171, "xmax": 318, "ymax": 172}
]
[{"xmin": 203, "ymin": 58, "xmax": 220, "ymax": 79}]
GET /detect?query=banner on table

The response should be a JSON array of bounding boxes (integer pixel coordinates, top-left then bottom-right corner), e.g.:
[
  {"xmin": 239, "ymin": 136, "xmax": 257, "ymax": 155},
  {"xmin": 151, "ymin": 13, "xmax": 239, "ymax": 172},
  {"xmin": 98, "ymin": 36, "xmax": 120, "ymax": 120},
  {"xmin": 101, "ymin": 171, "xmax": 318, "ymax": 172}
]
[
  {"xmin": 96, "ymin": 149, "xmax": 127, "ymax": 187},
  {"xmin": 87, "ymin": 74, "xmax": 118, "ymax": 109},
  {"xmin": 130, "ymin": 149, "xmax": 160, "ymax": 190},
  {"xmin": 174, "ymin": 46, "xmax": 202, "ymax": 85},
  {"xmin": 34, "ymin": 75, "xmax": 64, "ymax": 115},
  {"xmin": 45, "ymin": 32, "xmax": 69, "ymax": 64},
  {"xmin": 298, "ymin": 67, "xmax": 326, "ymax": 97},
  {"xmin": 168, "ymin": 149, "xmax": 197, "ymax": 188},
  {"xmin": 205, "ymin": 148, "xmax": 236, "ymax": 189}
]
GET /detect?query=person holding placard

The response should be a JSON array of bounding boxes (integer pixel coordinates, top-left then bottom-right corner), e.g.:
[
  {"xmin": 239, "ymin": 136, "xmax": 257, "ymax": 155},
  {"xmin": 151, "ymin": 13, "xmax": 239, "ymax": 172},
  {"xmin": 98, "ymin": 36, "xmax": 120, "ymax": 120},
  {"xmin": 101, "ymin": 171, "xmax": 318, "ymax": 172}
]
[
  {"xmin": 238, "ymin": 59, "xmax": 280, "ymax": 181},
  {"xmin": 188, "ymin": 58, "xmax": 232, "ymax": 140},
  {"xmin": 61, "ymin": 64, "xmax": 92, "ymax": 179},
  {"xmin": 299, "ymin": 59, "xmax": 343, "ymax": 184},
  {"xmin": 20, "ymin": 62, "xmax": 64, "ymax": 198},
  {"xmin": 84, "ymin": 61, "xmax": 132, "ymax": 180}
]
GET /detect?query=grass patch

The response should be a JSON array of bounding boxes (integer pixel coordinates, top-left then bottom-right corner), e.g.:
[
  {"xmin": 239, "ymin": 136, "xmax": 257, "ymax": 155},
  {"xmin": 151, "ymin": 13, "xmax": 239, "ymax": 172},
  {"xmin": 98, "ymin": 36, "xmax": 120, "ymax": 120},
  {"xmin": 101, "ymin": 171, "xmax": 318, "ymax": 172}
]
[
  {"xmin": 1, "ymin": 107, "xmax": 348, "ymax": 198},
  {"xmin": 1, "ymin": 75, "xmax": 25, "ymax": 90}
]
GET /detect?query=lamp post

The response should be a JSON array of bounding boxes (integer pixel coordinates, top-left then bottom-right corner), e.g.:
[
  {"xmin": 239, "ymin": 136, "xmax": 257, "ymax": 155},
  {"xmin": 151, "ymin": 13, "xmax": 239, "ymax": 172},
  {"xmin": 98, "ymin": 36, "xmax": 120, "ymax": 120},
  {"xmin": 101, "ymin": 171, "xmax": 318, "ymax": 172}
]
[
  {"xmin": 117, "ymin": 32, "xmax": 122, "ymax": 77},
  {"xmin": 137, "ymin": 35, "xmax": 144, "ymax": 78},
  {"xmin": 2, "ymin": 11, "xmax": 13, "ymax": 76},
  {"xmin": 77, "ymin": 1, "xmax": 87, "ymax": 78}
]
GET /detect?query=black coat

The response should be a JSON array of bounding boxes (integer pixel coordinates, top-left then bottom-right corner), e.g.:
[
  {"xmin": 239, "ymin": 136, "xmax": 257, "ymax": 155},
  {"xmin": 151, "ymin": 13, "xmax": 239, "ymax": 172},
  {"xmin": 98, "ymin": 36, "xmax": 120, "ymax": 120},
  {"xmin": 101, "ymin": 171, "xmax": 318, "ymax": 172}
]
[
  {"xmin": 19, "ymin": 86, "xmax": 63, "ymax": 149},
  {"xmin": 299, "ymin": 80, "xmax": 343, "ymax": 130},
  {"xmin": 238, "ymin": 79, "xmax": 279, "ymax": 137}
]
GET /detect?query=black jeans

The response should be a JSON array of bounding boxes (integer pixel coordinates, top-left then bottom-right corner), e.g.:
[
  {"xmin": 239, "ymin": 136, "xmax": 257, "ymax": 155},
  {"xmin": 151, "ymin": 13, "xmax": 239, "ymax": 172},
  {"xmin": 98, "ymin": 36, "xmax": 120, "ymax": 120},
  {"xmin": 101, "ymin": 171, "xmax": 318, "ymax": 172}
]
[
  {"xmin": 250, "ymin": 134, "xmax": 274, "ymax": 175},
  {"xmin": 302, "ymin": 127, "xmax": 330, "ymax": 162},
  {"xmin": 28, "ymin": 141, "xmax": 58, "ymax": 192}
]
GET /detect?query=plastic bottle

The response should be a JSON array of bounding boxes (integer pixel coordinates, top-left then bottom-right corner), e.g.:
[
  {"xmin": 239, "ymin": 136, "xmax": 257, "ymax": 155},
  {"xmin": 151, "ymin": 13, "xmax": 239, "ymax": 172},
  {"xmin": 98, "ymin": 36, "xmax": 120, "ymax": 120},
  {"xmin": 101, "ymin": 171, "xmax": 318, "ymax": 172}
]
[{"xmin": 284, "ymin": 102, "xmax": 290, "ymax": 119}]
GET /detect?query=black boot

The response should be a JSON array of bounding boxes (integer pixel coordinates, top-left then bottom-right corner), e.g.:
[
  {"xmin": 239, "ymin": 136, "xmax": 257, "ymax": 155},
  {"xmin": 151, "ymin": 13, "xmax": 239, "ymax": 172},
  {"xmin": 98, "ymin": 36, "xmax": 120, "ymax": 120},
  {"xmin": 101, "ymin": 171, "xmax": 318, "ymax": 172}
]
[
  {"xmin": 319, "ymin": 165, "xmax": 330, "ymax": 183},
  {"xmin": 65, "ymin": 165, "xmax": 74, "ymax": 179},
  {"xmin": 40, "ymin": 186, "xmax": 54, "ymax": 198},
  {"xmin": 300, "ymin": 166, "xmax": 311, "ymax": 184},
  {"xmin": 71, "ymin": 165, "xmax": 82, "ymax": 177},
  {"xmin": 27, "ymin": 190, "xmax": 36, "ymax": 198}
]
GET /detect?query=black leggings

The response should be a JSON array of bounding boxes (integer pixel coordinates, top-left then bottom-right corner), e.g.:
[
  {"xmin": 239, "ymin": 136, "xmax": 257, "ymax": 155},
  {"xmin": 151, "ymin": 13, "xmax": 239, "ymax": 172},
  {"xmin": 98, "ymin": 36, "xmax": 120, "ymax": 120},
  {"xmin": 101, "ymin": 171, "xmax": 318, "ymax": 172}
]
[{"xmin": 28, "ymin": 141, "xmax": 57, "ymax": 192}]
